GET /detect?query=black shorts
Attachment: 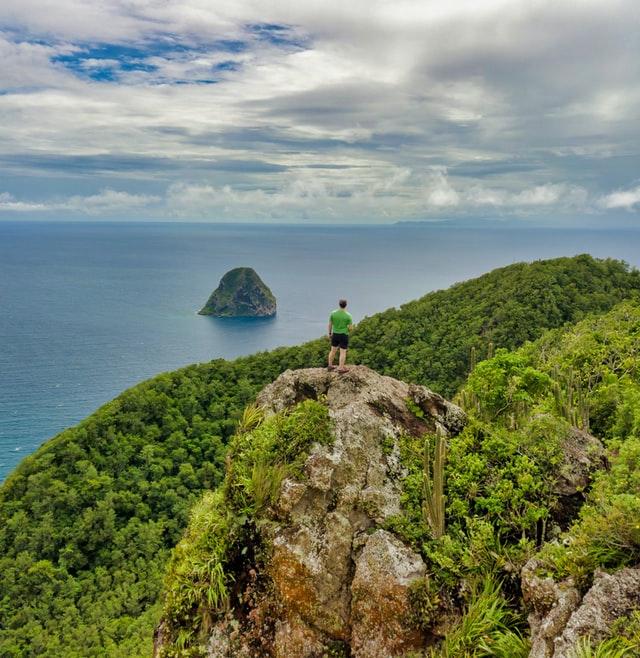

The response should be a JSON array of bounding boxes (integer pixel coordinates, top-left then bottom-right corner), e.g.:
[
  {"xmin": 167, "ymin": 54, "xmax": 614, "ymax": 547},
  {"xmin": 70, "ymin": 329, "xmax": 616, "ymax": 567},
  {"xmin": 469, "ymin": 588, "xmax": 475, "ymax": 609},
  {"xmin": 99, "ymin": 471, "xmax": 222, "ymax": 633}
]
[{"xmin": 331, "ymin": 333, "xmax": 349, "ymax": 349}]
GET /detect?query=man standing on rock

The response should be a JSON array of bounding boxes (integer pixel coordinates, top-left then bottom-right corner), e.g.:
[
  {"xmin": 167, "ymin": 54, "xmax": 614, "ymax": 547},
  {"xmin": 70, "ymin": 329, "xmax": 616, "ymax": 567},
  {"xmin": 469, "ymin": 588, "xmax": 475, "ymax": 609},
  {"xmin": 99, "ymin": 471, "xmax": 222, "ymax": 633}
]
[{"xmin": 328, "ymin": 299, "xmax": 354, "ymax": 373}]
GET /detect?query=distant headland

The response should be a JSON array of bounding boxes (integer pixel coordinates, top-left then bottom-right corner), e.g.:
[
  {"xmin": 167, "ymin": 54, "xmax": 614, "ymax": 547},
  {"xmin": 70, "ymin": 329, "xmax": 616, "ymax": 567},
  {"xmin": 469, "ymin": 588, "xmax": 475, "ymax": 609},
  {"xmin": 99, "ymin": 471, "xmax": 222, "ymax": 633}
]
[{"xmin": 198, "ymin": 267, "xmax": 277, "ymax": 317}]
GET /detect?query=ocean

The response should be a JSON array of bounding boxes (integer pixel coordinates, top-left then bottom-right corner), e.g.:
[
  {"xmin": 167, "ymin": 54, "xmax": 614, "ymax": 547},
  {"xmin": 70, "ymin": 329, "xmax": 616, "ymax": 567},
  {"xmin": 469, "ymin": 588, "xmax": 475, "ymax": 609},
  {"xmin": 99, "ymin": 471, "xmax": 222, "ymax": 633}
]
[{"xmin": 2, "ymin": 220, "xmax": 640, "ymax": 481}]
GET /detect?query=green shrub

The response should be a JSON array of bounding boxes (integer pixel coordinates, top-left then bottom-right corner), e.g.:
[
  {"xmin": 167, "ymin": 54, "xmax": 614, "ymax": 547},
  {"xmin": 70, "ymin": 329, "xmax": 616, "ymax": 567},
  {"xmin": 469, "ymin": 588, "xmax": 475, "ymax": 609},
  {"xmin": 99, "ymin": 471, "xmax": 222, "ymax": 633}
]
[
  {"xmin": 461, "ymin": 350, "xmax": 552, "ymax": 426},
  {"xmin": 540, "ymin": 493, "xmax": 640, "ymax": 588},
  {"xmin": 161, "ymin": 491, "xmax": 231, "ymax": 655},
  {"xmin": 446, "ymin": 416, "xmax": 563, "ymax": 543},
  {"xmin": 408, "ymin": 576, "xmax": 441, "ymax": 631}
]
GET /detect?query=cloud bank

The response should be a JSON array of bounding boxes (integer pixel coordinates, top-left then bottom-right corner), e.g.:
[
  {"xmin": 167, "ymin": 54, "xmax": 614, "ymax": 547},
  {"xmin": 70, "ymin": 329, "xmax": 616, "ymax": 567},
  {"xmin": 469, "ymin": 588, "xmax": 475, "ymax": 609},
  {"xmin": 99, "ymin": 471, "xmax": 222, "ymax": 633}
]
[{"xmin": 0, "ymin": 1, "xmax": 638, "ymax": 223}]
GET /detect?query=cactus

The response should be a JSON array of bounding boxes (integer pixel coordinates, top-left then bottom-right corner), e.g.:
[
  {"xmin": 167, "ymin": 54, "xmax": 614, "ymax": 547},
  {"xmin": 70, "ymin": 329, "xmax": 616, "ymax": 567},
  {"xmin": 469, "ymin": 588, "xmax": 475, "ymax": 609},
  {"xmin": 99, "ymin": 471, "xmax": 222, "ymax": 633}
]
[
  {"xmin": 550, "ymin": 367, "xmax": 590, "ymax": 431},
  {"xmin": 422, "ymin": 429, "xmax": 447, "ymax": 539}
]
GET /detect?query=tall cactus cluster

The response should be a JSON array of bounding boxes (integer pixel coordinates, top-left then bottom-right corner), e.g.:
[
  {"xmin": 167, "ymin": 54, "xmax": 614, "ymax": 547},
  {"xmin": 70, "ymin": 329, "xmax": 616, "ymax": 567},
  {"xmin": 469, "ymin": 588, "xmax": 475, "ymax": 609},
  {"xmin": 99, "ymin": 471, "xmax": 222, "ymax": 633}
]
[
  {"xmin": 551, "ymin": 367, "xmax": 590, "ymax": 431},
  {"xmin": 422, "ymin": 429, "xmax": 447, "ymax": 539}
]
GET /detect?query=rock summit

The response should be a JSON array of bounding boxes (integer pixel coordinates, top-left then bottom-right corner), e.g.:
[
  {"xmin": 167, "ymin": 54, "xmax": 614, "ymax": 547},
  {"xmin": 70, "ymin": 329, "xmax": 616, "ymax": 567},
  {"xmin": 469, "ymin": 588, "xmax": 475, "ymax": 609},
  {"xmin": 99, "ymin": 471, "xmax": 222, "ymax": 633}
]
[{"xmin": 203, "ymin": 366, "xmax": 464, "ymax": 657}]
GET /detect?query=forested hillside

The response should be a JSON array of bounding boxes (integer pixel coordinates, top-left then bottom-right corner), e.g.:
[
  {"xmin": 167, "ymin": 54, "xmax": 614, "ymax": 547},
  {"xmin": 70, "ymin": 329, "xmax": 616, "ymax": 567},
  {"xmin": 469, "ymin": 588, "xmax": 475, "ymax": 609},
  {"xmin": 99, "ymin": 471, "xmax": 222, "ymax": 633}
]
[
  {"xmin": 1, "ymin": 255, "xmax": 638, "ymax": 656},
  {"xmin": 350, "ymin": 254, "xmax": 640, "ymax": 397},
  {"xmin": 160, "ymin": 301, "xmax": 640, "ymax": 657}
]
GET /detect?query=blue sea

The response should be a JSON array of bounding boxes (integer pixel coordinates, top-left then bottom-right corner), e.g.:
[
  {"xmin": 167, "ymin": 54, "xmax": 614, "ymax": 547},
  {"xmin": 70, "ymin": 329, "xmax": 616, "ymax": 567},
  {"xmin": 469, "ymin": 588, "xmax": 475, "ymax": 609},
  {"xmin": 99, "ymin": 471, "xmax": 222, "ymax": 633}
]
[{"xmin": 3, "ymin": 220, "xmax": 640, "ymax": 482}]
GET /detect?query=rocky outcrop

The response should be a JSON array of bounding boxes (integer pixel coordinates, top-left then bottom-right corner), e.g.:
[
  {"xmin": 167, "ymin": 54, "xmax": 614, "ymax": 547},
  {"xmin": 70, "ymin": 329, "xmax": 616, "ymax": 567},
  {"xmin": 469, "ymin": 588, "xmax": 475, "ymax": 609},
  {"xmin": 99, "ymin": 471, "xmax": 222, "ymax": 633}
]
[
  {"xmin": 522, "ymin": 559, "xmax": 581, "ymax": 658},
  {"xmin": 207, "ymin": 366, "xmax": 466, "ymax": 657},
  {"xmin": 199, "ymin": 267, "xmax": 276, "ymax": 317},
  {"xmin": 554, "ymin": 567, "xmax": 640, "ymax": 656},
  {"xmin": 550, "ymin": 424, "xmax": 605, "ymax": 529},
  {"xmin": 553, "ymin": 426, "xmax": 605, "ymax": 498},
  {"xmin": 522, "ymin": 560, "xmax": 640, "ymax": 657},
  {"xmin": 350, "ymin": 530, "xmax": 427, "ymax": 657}
]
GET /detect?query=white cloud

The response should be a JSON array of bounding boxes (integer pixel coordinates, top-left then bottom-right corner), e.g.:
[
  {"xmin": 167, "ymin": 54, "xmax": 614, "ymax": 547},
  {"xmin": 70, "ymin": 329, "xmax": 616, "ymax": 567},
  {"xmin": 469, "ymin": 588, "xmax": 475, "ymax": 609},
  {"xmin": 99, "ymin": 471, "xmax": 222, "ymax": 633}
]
[
  {"xmin": 164, "ymin": 172, "xmax": 592, "ymax": 220},
  {"xmin": 465, "ymin": 183, "xmax": 588, "ymax": 209},
  {"xmin": 2, "ymin": 175, "xmax": 633, "ymax": 221},
  {"xmin": 0, "ymin": 189, "xmax": 160, "ymax": 215},
  {"xmin": 0, "ymin": 192, "xmax": 48, "ymax": 211},
  {"xmin": 598, "ymin": 185, "xmax": 640, "ymax": 211},
  {"xmin": 423, "ymin": 168, "xmax": 460, "ymax": 207},
  {"xmin": 61, "ymin": 189, "xmax": 161, "ymax": 214}
]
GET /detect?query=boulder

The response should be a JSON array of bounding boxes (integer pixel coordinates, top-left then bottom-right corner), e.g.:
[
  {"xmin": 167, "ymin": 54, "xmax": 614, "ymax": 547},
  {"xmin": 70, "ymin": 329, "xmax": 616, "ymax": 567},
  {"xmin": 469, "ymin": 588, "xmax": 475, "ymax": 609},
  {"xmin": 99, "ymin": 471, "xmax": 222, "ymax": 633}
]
[
  {"xmin": 522, "ymin": 559, "xmax": 640, "ymax": 657},
  {"xmin": 521, "ymin": 558, "xmax": 581, "ymax": 658},
  {"xmin": 542, "ymin": 421, "xmax": 606, "ymax": 529},
  {"xmin": 553, "ymin": 426, "xmax": 605, "ymax": 498},
  {"xmin": 207, "ymin": 366, "xmax": 466, "ymax": 657},
  {"xmin": 351, "ymin": 530, "xmax": 427, "ymax": 658},
  {"xmin": 553, "ymin": 567, "xmax": 640, "ymax": 657}
]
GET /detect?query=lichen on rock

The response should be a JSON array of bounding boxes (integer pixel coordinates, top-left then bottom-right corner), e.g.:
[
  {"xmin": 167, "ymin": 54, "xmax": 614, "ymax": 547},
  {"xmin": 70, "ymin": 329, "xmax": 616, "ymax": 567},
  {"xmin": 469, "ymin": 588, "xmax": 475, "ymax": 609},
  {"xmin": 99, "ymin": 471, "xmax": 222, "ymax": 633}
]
[
  {"xmin": 252, "ymin": 367, "xmax": 465, "ymax": 657},
  {"xmin": 156, "ymin": 366, "xmax": 466, "ymax": 658},
  {"xmin": 554, "ymin": 567, "xmax": 640, "ymax": 657},
  {"xmin": 350, "ymin": 529, "xmax": 427, "ymax": 657},
  {"xmin": 521, "ymin": 558, "xmax": 581, "ymax": 658}
]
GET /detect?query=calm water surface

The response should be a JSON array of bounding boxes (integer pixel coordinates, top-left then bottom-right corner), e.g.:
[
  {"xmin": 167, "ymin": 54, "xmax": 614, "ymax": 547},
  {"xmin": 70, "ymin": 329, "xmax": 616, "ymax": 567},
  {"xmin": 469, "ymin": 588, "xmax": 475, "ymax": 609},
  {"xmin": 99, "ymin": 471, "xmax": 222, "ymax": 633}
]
[{"xmin": 2, "ymin": 221, "xmax": 640, "ymax": 481}]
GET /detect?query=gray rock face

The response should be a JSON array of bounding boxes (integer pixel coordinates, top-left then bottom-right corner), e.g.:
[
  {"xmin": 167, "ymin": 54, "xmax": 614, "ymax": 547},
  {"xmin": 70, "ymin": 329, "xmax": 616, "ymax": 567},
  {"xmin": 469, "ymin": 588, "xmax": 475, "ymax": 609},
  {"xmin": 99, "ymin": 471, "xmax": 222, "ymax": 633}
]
[
  {"xmin": 207, "ymin": 366, "xmax": 466, "ymax": 658},
  {"xmin": 549, "ymin": 424, "xmax": 605, "ymax": 530},
  {"xmin": 521, "ymin": 559, "xmax": 581, "ymax": 658},
  {"xmin": 351, "ymin": 530, "xmax": 427, "ymax": 658},
  {"xmin": 198, "ymin": 267, "xmax": 276, "ymax": 317},
  {"xmin": 554, "ymin": 567, "xmax": 640, "ymax": 657},
  {"xmin": 553, "ymin": 426, "xmax": 605, "ymax": 498},
  {"xmin": 522, "ymin": 560, "xmax": 640, "ymax": 658}
]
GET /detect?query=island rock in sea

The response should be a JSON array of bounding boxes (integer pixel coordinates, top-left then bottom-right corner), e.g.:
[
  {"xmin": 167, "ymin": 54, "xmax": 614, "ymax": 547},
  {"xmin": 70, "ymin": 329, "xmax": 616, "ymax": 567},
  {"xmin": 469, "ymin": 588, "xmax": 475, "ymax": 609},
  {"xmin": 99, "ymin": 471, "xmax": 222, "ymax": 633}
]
[{"xmin": 198, "ymin": 267, "xmax": 276, "ymax": 317}]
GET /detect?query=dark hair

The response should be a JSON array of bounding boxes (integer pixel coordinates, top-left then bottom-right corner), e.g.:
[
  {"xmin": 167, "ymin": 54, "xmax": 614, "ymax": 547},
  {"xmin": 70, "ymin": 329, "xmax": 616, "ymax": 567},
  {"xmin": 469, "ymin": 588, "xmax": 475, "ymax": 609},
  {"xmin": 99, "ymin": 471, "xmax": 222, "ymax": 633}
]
[{"xmin": 339, "ymin": 299, "xmax": 347, "ymax": 308}]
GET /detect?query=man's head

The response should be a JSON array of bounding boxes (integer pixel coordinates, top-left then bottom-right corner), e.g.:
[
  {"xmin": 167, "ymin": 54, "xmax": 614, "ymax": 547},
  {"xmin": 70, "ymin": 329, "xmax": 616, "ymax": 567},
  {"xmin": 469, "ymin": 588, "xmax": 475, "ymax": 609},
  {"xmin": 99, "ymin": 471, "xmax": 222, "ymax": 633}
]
[{"xmin": 339, "ymin": 299, "xmax": 347, "ymax": 308}]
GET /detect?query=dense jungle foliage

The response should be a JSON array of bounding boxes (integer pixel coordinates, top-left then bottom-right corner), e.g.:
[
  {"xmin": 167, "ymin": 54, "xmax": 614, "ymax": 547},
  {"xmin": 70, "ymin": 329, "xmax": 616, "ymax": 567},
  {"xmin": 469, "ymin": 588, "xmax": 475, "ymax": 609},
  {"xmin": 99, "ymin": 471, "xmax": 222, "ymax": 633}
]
[{"xmin": 1, "ymin": 254, "xmax": 639, "ymax": 656}]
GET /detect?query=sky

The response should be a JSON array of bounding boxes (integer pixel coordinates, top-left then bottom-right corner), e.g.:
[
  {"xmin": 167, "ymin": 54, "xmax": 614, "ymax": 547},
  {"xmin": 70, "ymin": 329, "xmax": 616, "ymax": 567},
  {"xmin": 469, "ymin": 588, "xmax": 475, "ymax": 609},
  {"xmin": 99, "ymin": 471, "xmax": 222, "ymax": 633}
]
[{"xmin": 0, "ymin": 0, "xmax": 639, "ymax": 224}]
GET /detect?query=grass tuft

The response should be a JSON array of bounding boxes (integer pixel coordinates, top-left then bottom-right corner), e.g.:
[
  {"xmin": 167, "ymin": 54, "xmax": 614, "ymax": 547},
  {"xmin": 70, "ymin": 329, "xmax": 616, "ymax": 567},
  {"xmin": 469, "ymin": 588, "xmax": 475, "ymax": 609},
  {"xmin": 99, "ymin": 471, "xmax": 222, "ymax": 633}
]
[{"xmin": 429, "ymin": 575, "xmax": 529, "ymax": 658}]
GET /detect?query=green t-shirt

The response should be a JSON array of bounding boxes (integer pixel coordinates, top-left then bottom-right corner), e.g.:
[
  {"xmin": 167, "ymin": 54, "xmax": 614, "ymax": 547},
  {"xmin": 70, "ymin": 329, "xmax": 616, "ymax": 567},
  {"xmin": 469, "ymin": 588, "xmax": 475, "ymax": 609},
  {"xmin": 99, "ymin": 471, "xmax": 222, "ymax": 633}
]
[{"xmin": 330, "ymin": 309, "xmax": 353, "ymax": 334}]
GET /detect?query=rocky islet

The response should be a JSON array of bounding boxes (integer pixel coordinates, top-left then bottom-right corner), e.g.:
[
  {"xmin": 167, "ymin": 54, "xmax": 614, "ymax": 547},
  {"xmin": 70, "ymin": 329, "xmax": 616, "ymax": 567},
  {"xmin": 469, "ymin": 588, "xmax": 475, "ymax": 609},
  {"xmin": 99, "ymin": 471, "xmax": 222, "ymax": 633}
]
[{"xmin": 199, "ymin": 267, "xmax": 277, "ymax": 317}]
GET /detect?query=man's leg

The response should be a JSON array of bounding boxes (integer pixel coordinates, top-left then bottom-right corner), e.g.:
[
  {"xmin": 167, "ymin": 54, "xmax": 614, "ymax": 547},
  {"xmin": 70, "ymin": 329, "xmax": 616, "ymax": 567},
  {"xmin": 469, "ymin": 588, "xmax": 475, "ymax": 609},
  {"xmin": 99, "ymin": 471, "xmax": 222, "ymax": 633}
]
[
  {"xmin": 338, "ymin": 348, "xmax": 348, "ymax": 370},
  {"xmin": 328, "ymin": 345, "xmax": 337, "ymax": 368}
]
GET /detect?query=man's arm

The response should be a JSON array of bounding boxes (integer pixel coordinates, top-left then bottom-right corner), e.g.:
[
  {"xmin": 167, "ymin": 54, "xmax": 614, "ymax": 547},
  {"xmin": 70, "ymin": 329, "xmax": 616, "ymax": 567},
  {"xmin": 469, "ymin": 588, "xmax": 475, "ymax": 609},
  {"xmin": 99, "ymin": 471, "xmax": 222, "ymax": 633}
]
[{"xmin": 327, "ymin": 321, "xmax": 333, "ymax": 337}]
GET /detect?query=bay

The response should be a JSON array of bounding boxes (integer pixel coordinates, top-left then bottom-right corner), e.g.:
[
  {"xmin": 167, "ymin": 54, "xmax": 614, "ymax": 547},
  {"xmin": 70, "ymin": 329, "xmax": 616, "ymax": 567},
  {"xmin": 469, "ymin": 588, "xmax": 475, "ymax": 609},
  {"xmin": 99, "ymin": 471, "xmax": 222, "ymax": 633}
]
[{"xmin": 2, "ymin": 220, "xmax": 640, "ymax": 481}]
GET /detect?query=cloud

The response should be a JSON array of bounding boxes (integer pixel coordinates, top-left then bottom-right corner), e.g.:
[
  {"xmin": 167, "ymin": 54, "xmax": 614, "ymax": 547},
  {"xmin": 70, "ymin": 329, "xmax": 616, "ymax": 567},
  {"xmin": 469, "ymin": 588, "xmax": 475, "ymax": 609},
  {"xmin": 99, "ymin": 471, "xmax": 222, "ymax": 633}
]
[
  {"xmin": 0, "ymin": 189, "xmax": 160, "ymax": 215},
  {"xmin": 0, "ymin": 192, "xmax": 48, "ymax": 211},
  {"xmin": 598, "ymin": 185, "xmax": 640, "ymax": 211},
  {"xmin": 423, "ymin": 168, "xmax": 460, "ymax": 207},
  {"xmin": 465, "ymin": 182, "xmax": 588, "ymax": 209},
  {"xmin": 164, "ymin": 170, "xmax": 591, "ymax": 220},
  {"xmin": 61, "ymin": 189, "xmax": 161, "ymax": 214},
  {"xmin": 0, "ymin": 1, "xmax": 638, "ymax": 222},
  {"xmin": 0, "ymin": 174, "xmax": 627, "ymax": 222}
]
